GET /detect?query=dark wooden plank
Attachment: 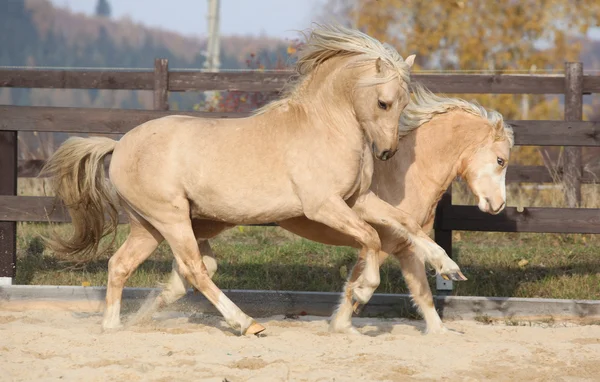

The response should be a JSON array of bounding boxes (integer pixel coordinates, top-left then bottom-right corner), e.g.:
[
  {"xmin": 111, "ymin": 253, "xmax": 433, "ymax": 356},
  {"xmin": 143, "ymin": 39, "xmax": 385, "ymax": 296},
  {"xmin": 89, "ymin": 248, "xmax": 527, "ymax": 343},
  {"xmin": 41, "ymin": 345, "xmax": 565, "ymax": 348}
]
[
  {"xmin": 17, "ymin": 160, "xmax": 600, "ymax": 184},
  {"xmin": 505, "ymin": 165, "xmax": 599, "ymax": 184},
  {"xmin": 0, "ymin": 69, "xmax": 154, "ymax": 90},
  {"xmin": 412, "ymin": 74, "xmax": 566, "ymax": 94},
  {"xmin": 564, "ymin": 62, "xmax": 583, "ymax": 207},
  {"xmin": 169, "ymin": 71, "xmax": 291, "ymax": 92},
  {"xmin": 153, "ymin": 59, "xmax": 169, "ymax": 110},
  {"xmin": 507, "ymin": 120, "xmax": 600, "ymax": 147},
  {"xmin": 434, "ymin": 188, "xmax": 453, "ymax": 258},
  {"xmin": 0, "ymin": 196, "xmax": 127, "ymax": 224},
  {"xmin": 0, "ymin": 196, "xmax": 278, "ymax": 228},
  {"xmin": 0, "ymin": 106, "xmax": 249, "ymax": 134},
  {"xmin": 5, "ymin": 68, "xmax": 600, "ymax": 94},
  {"xmin": 583, "ymin": 74, "xmax": 600, "ymax": 94},
  {"xmin": 2, "ymin": 106, "xmax": 600, "ymax": 148},
  {"xmin": 506, "ymin": 165, "xmax": 554, "ymax": 183},
  {"xmin": 441, "ymin": 205, "xmax": 600, "ymax": 234},
  {"xmin": 0, "ymin": 132, "xmax": 17, "ymax": 278}
]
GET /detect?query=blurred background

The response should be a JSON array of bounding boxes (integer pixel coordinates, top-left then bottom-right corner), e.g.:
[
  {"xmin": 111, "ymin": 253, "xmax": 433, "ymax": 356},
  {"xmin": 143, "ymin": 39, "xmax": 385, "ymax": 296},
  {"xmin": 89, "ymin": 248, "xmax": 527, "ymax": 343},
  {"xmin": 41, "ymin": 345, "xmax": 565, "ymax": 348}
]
[
  {"xmin": 3, "ymin": 0, "xmax": 600, "ymax": 297},
  {"xmin": 3, "ymin": 0, "xmax": 600, "ymax": 191}
]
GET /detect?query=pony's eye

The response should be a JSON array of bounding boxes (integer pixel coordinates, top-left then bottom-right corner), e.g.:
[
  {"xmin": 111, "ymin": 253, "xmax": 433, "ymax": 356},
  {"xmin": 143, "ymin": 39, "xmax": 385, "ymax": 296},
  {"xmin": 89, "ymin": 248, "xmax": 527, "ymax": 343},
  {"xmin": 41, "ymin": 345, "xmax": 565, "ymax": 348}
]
[
  {"xmin": 497, "ymin": 157, "xmax": 505, "ymax": 167},
  {"xmin": 378, "ymin": 100, "xmax": 388, "ymax": 110}
]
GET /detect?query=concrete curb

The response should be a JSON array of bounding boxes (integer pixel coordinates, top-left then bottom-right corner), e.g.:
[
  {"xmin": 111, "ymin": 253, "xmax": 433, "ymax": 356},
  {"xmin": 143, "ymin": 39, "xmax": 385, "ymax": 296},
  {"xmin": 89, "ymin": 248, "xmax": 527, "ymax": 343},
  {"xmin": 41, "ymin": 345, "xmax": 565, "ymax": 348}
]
[{"xmin": 1, "ymin": 285, "xmax": 599, "ymax": 321}]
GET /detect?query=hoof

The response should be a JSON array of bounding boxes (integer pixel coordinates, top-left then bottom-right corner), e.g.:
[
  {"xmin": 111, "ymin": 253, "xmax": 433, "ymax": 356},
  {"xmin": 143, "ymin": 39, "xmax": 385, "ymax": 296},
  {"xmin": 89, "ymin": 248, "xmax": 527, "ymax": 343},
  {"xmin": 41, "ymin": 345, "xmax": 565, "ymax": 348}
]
[
  {"xmin": 441, "ymin": 271, "xmax": 467, "ymax": 281},
  {"xmin": 101, "ymin": 323, "xmax": 124, "ymax": 332},
  {"xmin": 425, "ymin": 325, "xmax": 448, "ymax": 335},
  {"xmin": 245, "ymin": 322, "xmax": 266, "ymax": 336},
  {"xmin": 330, "ymin": 324, "xmax": 361, "ymax": 335}
]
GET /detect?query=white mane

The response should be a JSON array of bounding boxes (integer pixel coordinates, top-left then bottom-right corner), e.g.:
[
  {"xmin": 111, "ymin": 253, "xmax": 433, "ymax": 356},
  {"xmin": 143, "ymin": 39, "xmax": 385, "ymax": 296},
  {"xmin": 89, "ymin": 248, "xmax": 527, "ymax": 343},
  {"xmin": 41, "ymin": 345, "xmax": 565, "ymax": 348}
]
[{"xmin": 400, "ymin": 82, "xmax": 514, "ymax": 146}]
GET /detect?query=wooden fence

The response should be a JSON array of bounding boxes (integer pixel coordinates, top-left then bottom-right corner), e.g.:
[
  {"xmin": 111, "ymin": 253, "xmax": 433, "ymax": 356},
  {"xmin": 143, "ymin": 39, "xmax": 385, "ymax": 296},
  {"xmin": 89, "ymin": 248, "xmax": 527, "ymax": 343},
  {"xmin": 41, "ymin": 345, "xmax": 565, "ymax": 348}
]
[{"xmin": 1, "ymin": 59, "xmax": 600, "ymax": 282}]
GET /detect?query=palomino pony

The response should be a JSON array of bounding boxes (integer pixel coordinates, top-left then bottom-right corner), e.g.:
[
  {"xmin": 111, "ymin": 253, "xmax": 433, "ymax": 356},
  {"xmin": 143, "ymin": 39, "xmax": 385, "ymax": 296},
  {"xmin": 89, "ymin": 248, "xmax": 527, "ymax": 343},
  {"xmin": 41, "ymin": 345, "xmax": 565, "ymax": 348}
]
[
  {"xmin": 148, "ymin": 82, "xmax": 514, "ymax": 334},
  {"xmin": 42, "ymin": 24, "xmax": 448, "ymax": 335}
]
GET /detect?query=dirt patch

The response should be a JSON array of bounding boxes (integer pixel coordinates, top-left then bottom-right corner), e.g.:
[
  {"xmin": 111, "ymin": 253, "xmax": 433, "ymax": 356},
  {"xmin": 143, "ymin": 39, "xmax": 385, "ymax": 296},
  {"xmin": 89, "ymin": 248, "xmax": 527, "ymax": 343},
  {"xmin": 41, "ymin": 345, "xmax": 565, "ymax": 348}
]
[
  {"xmin": 230, "ymin": 357, "xmax": 268, "ymax": 370},
  {"xmin": 1, "ymin": 309, "xmax": 599, "ymax": 381}
]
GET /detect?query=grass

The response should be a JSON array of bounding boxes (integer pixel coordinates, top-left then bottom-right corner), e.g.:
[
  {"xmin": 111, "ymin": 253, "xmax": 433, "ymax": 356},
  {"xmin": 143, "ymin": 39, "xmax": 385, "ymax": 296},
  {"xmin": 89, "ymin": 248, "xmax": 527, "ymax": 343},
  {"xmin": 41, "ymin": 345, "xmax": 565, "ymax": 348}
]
[
  {"xmin": 15, "ymin": 223, "xmax": 600, "ymax": 300},
  {"xmin": 13, "ymin": 176, "xmax": 600, "ymax": 300}
]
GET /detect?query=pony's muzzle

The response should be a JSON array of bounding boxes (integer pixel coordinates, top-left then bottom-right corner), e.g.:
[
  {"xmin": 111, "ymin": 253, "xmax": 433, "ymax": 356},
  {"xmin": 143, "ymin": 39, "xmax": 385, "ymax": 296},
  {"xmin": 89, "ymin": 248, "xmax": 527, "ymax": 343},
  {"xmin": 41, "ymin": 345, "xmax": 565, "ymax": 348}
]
[
  {"xmin": 481, "ymin": 197, "xmax": 506, "ymax": 215},
  {"xmin": 372, "ymin": 142, "xmax": 397, "ymax": 161}
]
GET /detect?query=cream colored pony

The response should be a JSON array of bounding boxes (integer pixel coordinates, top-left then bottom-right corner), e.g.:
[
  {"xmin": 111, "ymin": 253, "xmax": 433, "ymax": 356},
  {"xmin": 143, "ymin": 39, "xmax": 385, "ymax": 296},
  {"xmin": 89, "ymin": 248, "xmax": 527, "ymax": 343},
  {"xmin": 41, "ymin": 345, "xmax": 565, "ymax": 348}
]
[
  {"xmin": 41, "ymin": 24, "xmax": 450, "ymax": 335},
  {"xmin": 147, "ymin": 83, "xmax": 514, "ymax": 335}
]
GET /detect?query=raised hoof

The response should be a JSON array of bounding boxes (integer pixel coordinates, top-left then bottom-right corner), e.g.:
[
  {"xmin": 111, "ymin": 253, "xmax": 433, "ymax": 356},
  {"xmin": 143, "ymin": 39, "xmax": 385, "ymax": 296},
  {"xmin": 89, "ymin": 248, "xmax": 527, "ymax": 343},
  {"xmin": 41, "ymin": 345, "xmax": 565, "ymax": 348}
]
[
  {"xmin": 441, "ymin": 271, "xmax": 468, "ymax": 281},
  {"xmin": 244, "ymin": 322, "xmax": 266, "ymax": 336}
]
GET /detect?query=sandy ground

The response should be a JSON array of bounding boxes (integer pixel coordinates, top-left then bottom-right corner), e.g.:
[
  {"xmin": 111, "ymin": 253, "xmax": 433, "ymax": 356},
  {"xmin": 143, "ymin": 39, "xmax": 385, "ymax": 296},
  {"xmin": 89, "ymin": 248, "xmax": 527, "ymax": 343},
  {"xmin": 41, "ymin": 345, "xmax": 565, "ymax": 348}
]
[{"xmin": 1, "ymin": 308, "xmax": 600, "ymax": 382}]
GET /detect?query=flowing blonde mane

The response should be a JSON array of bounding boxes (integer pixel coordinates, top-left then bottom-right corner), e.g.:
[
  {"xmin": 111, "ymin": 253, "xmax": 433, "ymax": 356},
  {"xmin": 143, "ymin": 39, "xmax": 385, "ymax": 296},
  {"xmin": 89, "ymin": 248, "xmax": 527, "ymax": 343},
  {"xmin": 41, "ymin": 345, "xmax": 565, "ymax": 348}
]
[
  {"xmin": 254, "ymin": 23, "xmax": 412, "ymax": 115},
  {"xmin": 400, "ymin": 82, "xmax": 514, "ymax": 146}
]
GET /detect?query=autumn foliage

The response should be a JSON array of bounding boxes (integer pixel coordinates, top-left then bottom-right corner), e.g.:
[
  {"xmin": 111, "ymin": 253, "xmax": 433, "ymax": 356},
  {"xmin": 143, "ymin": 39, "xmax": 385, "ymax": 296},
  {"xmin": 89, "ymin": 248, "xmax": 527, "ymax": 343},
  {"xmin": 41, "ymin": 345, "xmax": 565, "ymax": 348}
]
[{"xmin": 323, "ymin": 0, "xmax": 600, "ymax": 166}]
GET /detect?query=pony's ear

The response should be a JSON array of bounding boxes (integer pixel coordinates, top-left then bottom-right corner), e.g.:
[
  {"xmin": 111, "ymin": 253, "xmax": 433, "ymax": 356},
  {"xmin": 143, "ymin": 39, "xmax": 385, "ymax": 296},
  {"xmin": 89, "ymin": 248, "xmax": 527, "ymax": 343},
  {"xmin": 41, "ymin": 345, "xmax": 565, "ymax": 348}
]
[
  {"xmin": 375, "ymin": 57, "xmax": 383, "ymax": 73},
  {"xmin": 405, "ymin": 54, "xmax": 416, "ymax": 68}
]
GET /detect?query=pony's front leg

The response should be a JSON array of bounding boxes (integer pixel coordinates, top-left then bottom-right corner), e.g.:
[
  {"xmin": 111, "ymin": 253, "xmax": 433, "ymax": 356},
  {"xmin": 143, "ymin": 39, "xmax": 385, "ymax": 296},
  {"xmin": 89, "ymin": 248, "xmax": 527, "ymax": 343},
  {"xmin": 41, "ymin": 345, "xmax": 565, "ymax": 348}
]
[
  {"xmin": 353, "ymin": 192, "xmax": 466, "ymax": 284},
  {"xmin": 302, "ymin": 196, "xmax": 382, "ymax": 332}
]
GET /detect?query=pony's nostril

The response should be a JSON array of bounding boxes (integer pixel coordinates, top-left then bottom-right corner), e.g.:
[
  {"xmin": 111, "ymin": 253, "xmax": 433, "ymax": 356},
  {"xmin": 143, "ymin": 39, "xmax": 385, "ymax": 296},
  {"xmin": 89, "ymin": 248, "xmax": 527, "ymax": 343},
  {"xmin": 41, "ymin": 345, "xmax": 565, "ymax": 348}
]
[
  {"xmin": 485, "ymin": 197, "xmax": 491, "ymax": 208},
  {"xmin": 380, "ymin": 150, "xmax": 394, "ymax": 161}
]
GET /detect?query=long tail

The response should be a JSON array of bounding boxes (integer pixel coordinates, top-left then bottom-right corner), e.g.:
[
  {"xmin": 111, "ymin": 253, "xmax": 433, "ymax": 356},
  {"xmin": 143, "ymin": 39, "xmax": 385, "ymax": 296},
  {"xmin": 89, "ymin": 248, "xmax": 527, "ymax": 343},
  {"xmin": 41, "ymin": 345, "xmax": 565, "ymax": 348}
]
[{"xmin": 40, "ymin": 136, "xmax": 119, "ymax": 261}]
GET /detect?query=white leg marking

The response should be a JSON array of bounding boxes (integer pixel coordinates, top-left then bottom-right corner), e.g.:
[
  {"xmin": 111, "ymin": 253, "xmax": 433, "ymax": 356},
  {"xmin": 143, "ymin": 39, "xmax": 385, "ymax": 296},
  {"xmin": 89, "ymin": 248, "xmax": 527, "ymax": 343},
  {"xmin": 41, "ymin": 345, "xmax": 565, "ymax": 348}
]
[
  {"xmin": 422, "ymin": 305, "xmax": 447, "ymax": 334},
  {"xmin": 102, "ymin": 300, "xmax": 122, "ymax": 330},
  {"xmin": 329, "ymin": 288, "xmax": 361, "ymax": 335},
  {"xmin": 216, "ymin": 291, "xmax": 254, "ymax": 334},
  {"xmin": 353, "ymin": 253, "xmax": 381, "ymax": 304},
  {"xmin": 413, "ymin": 236, "xmax": 461, "ymax": 275}
]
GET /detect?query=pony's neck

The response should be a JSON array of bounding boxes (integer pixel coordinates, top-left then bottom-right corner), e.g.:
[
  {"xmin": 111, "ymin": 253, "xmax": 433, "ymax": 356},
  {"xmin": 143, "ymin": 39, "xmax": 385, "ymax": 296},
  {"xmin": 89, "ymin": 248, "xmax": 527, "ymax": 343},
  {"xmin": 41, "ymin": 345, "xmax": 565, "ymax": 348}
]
[
  {"xmin": 259, "ymin": 56, "xmax": 361, "ymax": 132},
  {"xmin": 299, "ymin": 56, "xmax": 359, "ymax": 119},
  {"xmin": 373, "ymin": 110, "xmax": 490, "ymax": 222}
]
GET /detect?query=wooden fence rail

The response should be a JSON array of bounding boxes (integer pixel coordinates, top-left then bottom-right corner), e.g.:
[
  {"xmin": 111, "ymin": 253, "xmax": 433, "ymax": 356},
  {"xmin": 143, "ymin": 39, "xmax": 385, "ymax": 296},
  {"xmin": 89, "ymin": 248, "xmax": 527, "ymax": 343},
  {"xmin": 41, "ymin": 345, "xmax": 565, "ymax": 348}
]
[{"xmin": 1, "ymin": 59, "xmax": 599, "ymax": 288}]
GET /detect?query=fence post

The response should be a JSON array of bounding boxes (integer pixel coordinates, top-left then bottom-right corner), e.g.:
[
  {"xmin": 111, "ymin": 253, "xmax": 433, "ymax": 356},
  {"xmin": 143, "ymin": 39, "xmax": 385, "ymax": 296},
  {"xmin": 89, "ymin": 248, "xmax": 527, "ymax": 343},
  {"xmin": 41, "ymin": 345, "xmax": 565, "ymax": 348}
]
[
  {"xmin": 154, "ymin": 58, "xmax": 169, "ymax": 111},
  {"xmin": 563, "ymin": 62, "xmax": 583, "ymax": 208},
  {"xmin": 0, "ymin": 131, "xmax": 17, "ymax": 285},
  {"xmin": 434, "ymin": 186, "xmax": 453, "ymax": 293}
]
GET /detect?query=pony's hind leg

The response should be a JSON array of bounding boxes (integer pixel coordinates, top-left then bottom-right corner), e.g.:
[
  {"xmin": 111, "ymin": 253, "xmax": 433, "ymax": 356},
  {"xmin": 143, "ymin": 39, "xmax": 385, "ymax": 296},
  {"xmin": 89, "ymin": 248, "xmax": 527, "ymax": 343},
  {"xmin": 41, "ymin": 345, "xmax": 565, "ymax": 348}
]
[
  {"xmin": 156, "ymin": 220, "xmax": 263, "ymax": 335},
  {"xmin": 330, "ymin": 250, "xmax": 389, "ymax": 334},
  {"xmin": 141, "ymin": 240, "xmax": 218, "ymax": 318},
  {"xmin": 103, "ymin": 210, "xmax": 163, "ymax": 330},
  {"xmin": 395, "ymin": 248, "xmax": 446, "ymax": 334}
]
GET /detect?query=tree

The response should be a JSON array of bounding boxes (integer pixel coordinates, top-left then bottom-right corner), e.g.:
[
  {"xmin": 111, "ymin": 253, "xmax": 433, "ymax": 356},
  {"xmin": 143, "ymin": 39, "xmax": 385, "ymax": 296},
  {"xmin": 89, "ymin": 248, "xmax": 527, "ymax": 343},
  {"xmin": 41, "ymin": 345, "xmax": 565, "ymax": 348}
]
[
  {"xmin": 319, "ymin": 0, "xmax": 600, "ymax": 165},
  {"xmin": 95, "ymin": 0, "xmax": 111, "ymax": 18}
]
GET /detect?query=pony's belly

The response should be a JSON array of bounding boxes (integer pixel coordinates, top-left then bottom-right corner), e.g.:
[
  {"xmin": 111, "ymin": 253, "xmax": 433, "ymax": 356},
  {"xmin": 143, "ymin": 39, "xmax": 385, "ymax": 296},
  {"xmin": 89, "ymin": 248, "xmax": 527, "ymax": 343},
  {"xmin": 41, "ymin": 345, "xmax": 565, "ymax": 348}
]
[{"xmin": 188, "ymin": 193, "xmax": 304, "ymax": 225}]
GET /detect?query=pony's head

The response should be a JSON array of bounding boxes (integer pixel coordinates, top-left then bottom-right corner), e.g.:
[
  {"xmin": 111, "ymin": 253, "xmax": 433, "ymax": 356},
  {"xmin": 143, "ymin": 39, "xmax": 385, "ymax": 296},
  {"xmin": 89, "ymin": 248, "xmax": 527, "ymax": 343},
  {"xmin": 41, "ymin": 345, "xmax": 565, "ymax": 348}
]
[
  {"xmin": 461, "ymin": 118, "xmax": 514, "ymax": 215},
  {"xmin": 351, "ymin": 53, "xmax": 415, "ymax": 160},
  {"xmin": 400, "ymin": 83, "xmax": 515, "ymax": 215},
  {"xmin": 264, "ymin": 24, "xmax": 416, "ymax": 161}
]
